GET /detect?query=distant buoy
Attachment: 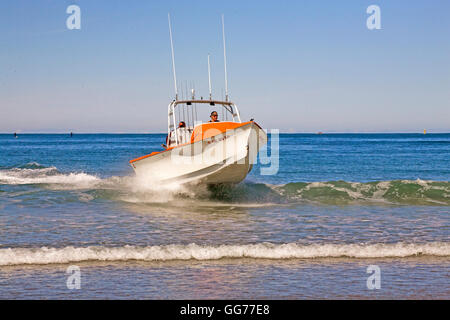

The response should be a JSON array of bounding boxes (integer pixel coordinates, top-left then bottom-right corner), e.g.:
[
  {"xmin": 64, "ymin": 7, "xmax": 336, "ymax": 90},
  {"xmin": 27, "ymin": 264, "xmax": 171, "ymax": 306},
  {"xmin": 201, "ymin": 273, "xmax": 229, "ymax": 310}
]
[{"xmin": 423, "ymin": 129, "xmax": 427, "ymax": 134}]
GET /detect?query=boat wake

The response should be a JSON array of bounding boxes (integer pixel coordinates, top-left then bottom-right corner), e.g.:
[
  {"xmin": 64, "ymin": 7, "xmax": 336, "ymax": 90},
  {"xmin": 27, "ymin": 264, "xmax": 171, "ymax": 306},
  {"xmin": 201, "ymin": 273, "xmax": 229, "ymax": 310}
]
[
  {"xmin": 0, "ymin": 242, "xmax": 448, "ymax": 266},
  {"xmin": 0, "ymin": 163, "xmax": 449, "ymax": 205}
]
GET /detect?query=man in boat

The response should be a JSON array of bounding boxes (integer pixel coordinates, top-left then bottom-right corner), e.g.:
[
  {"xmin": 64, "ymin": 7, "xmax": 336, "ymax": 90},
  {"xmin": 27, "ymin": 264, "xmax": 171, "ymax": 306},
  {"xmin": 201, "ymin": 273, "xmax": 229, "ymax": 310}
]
[
  {"xmin": 177, "ymin": 121, "xmax": 189, "ymax": 144},
  {"xmin": 209, "ymin": 111, "xmax": 219, "ymax": 122},
  {"xmin": 163, "ymin": 121, "xmax": 188, "ymax": 148}
]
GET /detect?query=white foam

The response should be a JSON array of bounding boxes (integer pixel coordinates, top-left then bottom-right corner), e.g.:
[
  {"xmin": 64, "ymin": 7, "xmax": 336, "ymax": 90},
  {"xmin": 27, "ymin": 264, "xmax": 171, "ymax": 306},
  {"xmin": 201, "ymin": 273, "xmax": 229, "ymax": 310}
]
[
  {"xmin": 0, "ymin": 242, "xmax": 448, "ymax": 266},
  {"xmin": 102, "ymin": 175, "xmax": 198, "ymax": 203},
  {"xmin": 0, "ymin": 167, "xmax": 100, "ymax": 188},
  {"xmin": 0, "ymin": 165, "xmax": 203, "ymax": 202}
]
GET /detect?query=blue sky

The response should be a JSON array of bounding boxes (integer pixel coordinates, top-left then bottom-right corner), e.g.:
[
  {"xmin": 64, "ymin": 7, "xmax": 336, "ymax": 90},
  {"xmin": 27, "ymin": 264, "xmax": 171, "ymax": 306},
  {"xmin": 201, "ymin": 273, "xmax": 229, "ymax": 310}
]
[{"xmin": 1, "ymin": 0, "xmax": 449, "ymax": 133}]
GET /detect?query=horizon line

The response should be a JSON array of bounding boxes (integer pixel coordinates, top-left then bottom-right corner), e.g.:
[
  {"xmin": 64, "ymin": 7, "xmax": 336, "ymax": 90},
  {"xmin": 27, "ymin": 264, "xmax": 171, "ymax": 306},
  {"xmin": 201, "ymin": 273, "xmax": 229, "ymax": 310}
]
[{"xmin": 1, "ymin": 131, "xmax": 449, "ymax": 135}]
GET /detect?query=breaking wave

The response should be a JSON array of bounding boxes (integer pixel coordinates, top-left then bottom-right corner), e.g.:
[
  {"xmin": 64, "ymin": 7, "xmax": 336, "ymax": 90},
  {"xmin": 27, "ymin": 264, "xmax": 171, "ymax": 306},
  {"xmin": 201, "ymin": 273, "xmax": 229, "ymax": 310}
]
[
  {"xmin": 0, "ymin": 163, "xmax": 449, "ymax": 205},
  {"xmin": 0, "ymin": 162, "xmax": 100, "ymax": 188},
  {"xmin": 0, "ymin": 242, "xmax": 448, "ymax": 266},
  {"xmin": 274, "ymin": 180, "xmax": 450, "ymax": 205}
]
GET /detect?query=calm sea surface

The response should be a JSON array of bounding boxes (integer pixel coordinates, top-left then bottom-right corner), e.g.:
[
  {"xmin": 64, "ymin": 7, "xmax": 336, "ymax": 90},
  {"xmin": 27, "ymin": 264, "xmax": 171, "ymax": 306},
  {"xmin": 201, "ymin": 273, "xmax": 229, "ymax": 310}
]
[{"xmin": 0, "ymin": 133, "xmax": 449, "ymax": 299}]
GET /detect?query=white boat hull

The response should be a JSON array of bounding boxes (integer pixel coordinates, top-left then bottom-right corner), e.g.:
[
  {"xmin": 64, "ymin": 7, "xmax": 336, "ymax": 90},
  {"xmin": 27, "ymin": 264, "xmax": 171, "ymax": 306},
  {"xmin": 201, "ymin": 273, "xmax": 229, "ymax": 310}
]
[{"xmin": 130, "ymin": 122, "xmax": 267, "ymax": 185}]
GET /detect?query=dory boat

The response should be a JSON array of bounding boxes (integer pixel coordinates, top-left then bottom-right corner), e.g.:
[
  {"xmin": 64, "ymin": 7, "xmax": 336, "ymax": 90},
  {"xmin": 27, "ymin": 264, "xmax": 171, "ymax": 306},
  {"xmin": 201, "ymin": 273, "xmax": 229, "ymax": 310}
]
[{"xmin": 129, "ymin": 99, "xmax": 267, "ymax": 185}]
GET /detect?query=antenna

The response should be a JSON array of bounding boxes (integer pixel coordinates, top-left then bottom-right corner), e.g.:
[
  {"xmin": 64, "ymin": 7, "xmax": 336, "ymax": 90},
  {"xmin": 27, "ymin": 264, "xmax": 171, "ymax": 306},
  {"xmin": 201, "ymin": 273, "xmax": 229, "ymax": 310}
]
[
  {"xmin": 168, "ymin": 13, "xmax": 178, "ymax": 100},
  {"xmin": 207, "ymin": 54, "xmax": 212, "ymax": 100},
  {"xmin": 222, "ymin": 14, "xmax": 229, "ymax": 102}
]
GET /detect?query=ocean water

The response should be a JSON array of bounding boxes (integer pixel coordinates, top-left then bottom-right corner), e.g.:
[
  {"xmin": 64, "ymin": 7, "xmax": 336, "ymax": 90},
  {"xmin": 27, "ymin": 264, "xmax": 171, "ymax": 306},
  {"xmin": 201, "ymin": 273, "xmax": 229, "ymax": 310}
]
[{"xmin": 0, "ymin": 133, "xmax": 448, "ymax": 299}]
